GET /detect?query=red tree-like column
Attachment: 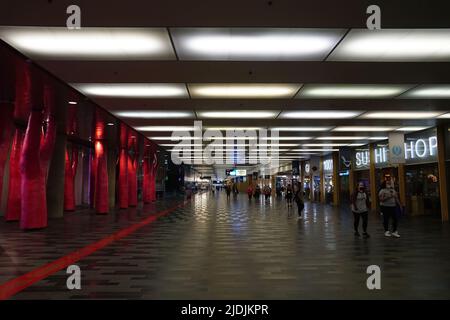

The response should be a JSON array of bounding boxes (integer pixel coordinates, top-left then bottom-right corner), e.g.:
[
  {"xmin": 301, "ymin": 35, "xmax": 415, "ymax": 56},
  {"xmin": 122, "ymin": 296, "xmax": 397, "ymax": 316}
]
[
  {"xmin": 64, "ymin": 145, "xmax": 78, "ymax": 211},
  {"xmin": 5, "ymin": 63, "xmax": 32, "ymax": 222},
  {"xmin": 118, "ymin": 123, "xmax": 129, "ymax": 209},
  {"xmin": 93, "ymin": 111, "xmax": 109, "ymax": 214},
  {"xmin": 149, "ymin": 146, "xmax": 158, "ymax": 202},
  {"xmin": 5, "ymin": 130, "xmax": 24, "ymax": 221},
  {"xmin": 63, "ymin": 105, "xmax": 78, "ymax": 211},
  {"xmin": 0, "ymin": 103, "xmax": 14, "ymax": 205},
  {"xmin": 142, "ymin": 144, "xmax": 151, "ymax": 204},
  {"xmin": 20, "ymin": 84, "xmax": 56, "ymax": 230},
  {"xmin": 127, "ymin": 132, "xmax": 137, "ymax": 207}
]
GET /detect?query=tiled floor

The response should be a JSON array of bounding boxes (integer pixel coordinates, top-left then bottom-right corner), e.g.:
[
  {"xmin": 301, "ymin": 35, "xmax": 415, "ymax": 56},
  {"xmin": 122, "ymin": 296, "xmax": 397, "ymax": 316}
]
[{"xmin": 1, "ymin": 192, "xmax": 449, "ymax": 300}]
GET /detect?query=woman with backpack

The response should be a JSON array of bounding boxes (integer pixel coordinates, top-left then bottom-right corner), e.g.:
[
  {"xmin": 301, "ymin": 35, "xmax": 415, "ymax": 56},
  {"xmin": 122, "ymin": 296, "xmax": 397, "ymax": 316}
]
[{"xmin": 350, "ymin": 182, "xmax": 371, "ymax": 238}]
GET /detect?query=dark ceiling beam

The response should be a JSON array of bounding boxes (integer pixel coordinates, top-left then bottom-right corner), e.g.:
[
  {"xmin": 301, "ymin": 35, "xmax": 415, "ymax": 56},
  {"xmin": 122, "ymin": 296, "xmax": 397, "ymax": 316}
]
[
  {"xmin": 1, "ymin": 0, "xmax": 450, "ymax": 28},
  {"xmin": 38, "ymin": 61, "xmax": 450, "ymax": 84},
  {"xmin": 92, "ymin": 98, "xmax": 450, "ymax": 111}
]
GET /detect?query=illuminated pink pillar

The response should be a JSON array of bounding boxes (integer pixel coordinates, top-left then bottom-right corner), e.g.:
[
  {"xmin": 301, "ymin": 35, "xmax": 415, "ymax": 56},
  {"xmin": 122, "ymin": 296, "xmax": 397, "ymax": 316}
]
[
  {"xmin": 20, "ymin": 84, "xmax": 56, "ymax": 230},
  {"xmin": 127, "ymin": 132, "xmax": 137, "ymax": 207},
  {"xmin": 118, "ymin": 123, "xmax": 129, "ymax": 209},
  {"xmin": 93, "ymin": 110, "xmax": 109, "ymax": 214},
  {"xmin": 0, "ymin": 103, "xmax": 14, "ymax": 209}
]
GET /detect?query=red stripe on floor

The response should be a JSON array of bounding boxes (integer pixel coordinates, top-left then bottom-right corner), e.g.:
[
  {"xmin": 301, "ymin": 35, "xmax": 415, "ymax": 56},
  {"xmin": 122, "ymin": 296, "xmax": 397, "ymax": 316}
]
[{"xmin": 0, "ymin": 200, "xmax": 189, "ymax": 300}]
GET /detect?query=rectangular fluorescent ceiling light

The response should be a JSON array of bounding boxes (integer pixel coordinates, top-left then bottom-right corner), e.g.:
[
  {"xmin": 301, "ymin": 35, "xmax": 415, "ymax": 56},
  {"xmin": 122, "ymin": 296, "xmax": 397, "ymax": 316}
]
[
  {"xmin": 271, "ymin": 127, "xmax": 332, "ymax": 131},
  {"xmin": 115, "ymin": 111, "xmax": 194, "ymax": 118},
  {"xmin": 395, "ymin": 126, "xmax": 431, "ymax": 132},
  {"xmin": 291, "ymin": 149, "xmax": 338, "ymax": 152},
  {"xmin": 316, "ymin": 136, "xmax": 368, "ymax": 140},
  {"xmin": 297, "ymin": 84, "xmax": 412, "ymax": 99},
  {"xmin": 197, "ymin": 110, "xmax": 279, "ymax": 119},
  {"xmin": 73, "ymin": 83, "xmax": 188, "ymax": 98},
  {"xmin": 332, "ymin": 126, "xmax": 396, "ymax": 132},
  {"xmin": 0, "ymin": 27, "xmax": 175, "ymax": 60},
  {"xmin": 360, "ymin": 111, "xmax": 443, "ymax": 119},
  {"xmin": 348, "ymin": 143, "xmax": 366, "ymax": 147},
  {"xmin": 302, "ymin": 143, "xmax": 348, "ymax": 147},
  {"xmin": 188, "ymin": 84, "xmax": 300, "ymax": 99},
  {"xmin": 438, "ymin": 113, "xmax": 450, "ymax": 118},
  {"xmin": 400, "ymin": 85, "xmax": 450, "ymax": 99},
  {"xmin": 135, "ymin": 126, "xmax": 195, "ymax": 131},
  {"xmin": 261, "ymin": 137, "xmax": 312, "ymax": 140},
  {"xmin": 149, "ymin": 136, "xmax": 202, "ymax": 140},
  {"xmin": 170, "ymin": 28, "xmax": 347, "ymax": 61},
  {"xmin": 329, "ymin": 29, "xmax": 450, "ymax": 62},
  {"xmin": 205, "ymin": 127, "xmax": 263, "ymax": 130},
  {"xmin": 280, "ymin": 110, "xmax": 361, "ymax": 119}
]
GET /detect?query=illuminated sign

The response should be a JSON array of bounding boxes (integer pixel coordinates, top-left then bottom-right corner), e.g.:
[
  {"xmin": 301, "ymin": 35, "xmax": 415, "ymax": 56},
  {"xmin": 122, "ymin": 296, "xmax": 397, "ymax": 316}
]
[
  {"xmin": 323, "ymin": 159, "xmax": 333, "ymax": 172},
  {"xmin": 404, "ymin": 136, "xmax": 437, "ymax": 160},
  {"xmin": 354, "ymin": 146, "xmax": 388, "ymax": 169},
  {"xmin": 235, "ymin": 169, "xmax": 247, "ymax": 176},
  {"xmin": 305, "ymin": 163, "xmax": 310, "ymax": 174},
  {"xmin": 353, "ymin": 130, "xmax": 438, "ymax": 168}
]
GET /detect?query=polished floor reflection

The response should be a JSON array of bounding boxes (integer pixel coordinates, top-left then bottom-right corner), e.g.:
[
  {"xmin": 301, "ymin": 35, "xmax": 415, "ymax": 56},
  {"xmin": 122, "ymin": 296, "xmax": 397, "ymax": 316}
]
[{"xmin": 1, "ymin": 192, "xmax": 450, "ymax": 299}]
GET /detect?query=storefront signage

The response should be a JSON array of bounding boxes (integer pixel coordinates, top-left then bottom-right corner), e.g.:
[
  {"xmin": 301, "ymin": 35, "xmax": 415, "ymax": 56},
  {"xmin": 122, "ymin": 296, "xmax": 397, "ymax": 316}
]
[
  {"xmin": 304, "ymin": 163, "xmax": 310, "ymax": 174},
  {"xmin": 354, "ymin": 145, "xmax": 388, "ymax": 170},
  {"xmin": 323, "ymin": 159, "xmax": 333, "ymax": 172},
  {"xmin": 292, "ymin": 160, "xmax": 300, "ymax": 176},
  {"xmin": 404, "ymin": 129, "xmax": 437, "ymax": 164},
  {"xmin": 389, "ymin": 132, "xmax": 405, "ymax": 164}
]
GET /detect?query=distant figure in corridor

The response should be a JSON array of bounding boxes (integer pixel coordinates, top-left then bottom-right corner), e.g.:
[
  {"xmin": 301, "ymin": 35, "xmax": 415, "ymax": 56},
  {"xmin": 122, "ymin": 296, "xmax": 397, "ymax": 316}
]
[
  {"xmin": 350, "ymin": 182, "xmax": 371, "ymax": 238},
  {"xmin": 247, "ymin": 184, "xmax": 254, "ymax": 200},
  {"xmin": 263, "ymin": 185, "xmax": 271, "ymax": 201},
  {"xmin": 293, "ymin": 184, "xmax": 304, "ymax": 220},
  {"xmin": 285, "ymin": 184, "xmax": 293, "ymax": 208},
  {"xmin": 225, "ymin": 183, "xmax": 231, "ymax": 200},
  {"xmin": 379, "ymin": 179, "xmax": 401, "ymax": 238},
  {"xmin": 254, "ymin": 185, "xmax": 261, "ymax": 199},
  {"xmin": 232, "ymin": 183, "xmax": 239, "ymax": 198}
]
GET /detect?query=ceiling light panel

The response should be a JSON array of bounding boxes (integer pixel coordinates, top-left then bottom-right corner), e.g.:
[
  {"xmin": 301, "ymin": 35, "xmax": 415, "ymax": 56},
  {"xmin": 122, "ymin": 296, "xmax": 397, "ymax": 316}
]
[
  {"xmin": 302, "ymin": 143, "xmax": 349, "ymax": 147},
  {"xmin": 115, "ymin": 111, "xmax": 194, "ymax": 118},
  {"xmin": 171, "ymin": 28, "xmax": 346, "ymax": 61},
  {"xmin": 135, "ymin": 126, "xmax": 195, "ymax": 131},
  {"xmin": 395, "ymin": 126, "xmax": 431, "ymax": 132},
  {"xmin": 271, "ymin": 127, "xmax": 333, "ymax": 131},
  {"xmin": 360, "ymin": 111, "xmax": 443, "ymax": 119},
  {"xmin": 188, "ymin": 84, "xmax": 301, "ymax": 99},
  {"xmin": 280, "ymin": 110, "xmax": 362, "ymax": 119},
  {"xmin": 316, "ymin": 136, "xmax": 368, "ymax": 140},
  {"xmin": 297, "ymin": 84, "xmax": 412, "ymax": 99},
  {"xmin": 400, "ymin": 85, "xmax": 450, "ymax": 99},
  {"xmin": 72, "ymin": 83, "xmax": 188, "ymax": 98},
  {"xmin": 197, "ymin": 110, "xmax": 279, "ymax": 119},
  {"xmin": 332, "ymin": 126, "xmax": 397, "ymax": 132},
  {"xmin": 329, "ymin": 29, "xmax": 450, "ymax": 62},
  {"xmin": 0, "ymin": 26, "xmax": 175, "ymax": 60}
]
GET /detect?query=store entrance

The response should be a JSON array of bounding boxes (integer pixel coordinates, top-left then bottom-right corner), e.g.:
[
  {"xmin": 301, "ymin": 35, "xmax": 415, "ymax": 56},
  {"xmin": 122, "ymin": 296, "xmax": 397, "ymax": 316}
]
[{"xmin": 405, "ymin": 163, "xmax": 440, "ymax": 217}]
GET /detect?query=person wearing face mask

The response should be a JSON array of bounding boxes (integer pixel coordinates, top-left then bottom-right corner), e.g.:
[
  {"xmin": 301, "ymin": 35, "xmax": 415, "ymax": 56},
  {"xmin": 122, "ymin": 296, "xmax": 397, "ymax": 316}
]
[
  {"xmin": 379, "ymin": 179, "xmax": 401, "ymax": 238},
  {"xmin": 350, "ymin": 182, "xmax": 371, "ymax": 238}
]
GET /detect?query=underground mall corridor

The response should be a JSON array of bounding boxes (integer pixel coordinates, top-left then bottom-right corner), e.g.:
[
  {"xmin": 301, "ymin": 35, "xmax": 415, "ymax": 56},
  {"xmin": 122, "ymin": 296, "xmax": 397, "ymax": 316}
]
[{"xmin": 1, "ymin": 191, "xmax": 449, "ymax": 300}]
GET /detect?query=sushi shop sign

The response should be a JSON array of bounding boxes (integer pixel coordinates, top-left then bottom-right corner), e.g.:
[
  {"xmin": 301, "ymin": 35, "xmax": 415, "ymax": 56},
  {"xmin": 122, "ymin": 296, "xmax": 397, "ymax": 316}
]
[
  {"xmin": 353, "ymin": 129, "xmax": 438, "ymax": 169},
  {"xmin": 404, "ymin": 128, "xmax": 438, "ymax": 165}
]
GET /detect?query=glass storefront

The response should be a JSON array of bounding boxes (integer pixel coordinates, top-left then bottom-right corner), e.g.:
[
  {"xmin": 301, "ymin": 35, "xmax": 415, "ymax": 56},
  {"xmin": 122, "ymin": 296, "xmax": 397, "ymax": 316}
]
[{"xmin": 405, "ymin": 163, "xmax": 440, "ymax": 216}]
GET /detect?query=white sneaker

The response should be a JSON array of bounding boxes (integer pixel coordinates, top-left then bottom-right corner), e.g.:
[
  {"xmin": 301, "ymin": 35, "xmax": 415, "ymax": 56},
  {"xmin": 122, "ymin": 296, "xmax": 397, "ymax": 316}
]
[
  {"xmin": 391, "ymin": 231, "xmax": 400, "ymax": 238},
  {"xmin": 384, "ymin": 231, "xmax": 392, "ymax": 237}
]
